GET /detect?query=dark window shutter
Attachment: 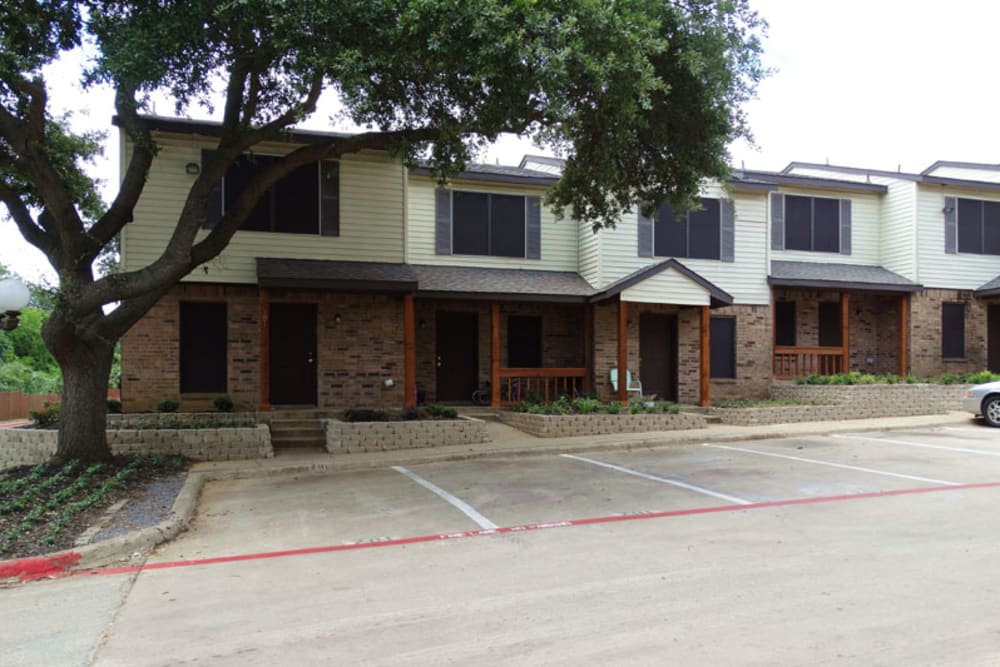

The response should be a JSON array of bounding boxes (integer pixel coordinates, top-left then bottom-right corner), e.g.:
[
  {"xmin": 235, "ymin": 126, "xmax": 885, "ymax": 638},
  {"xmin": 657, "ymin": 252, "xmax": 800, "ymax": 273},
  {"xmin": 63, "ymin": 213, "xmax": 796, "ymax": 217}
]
[
  {"xmin": 637, "ymin": 207, "xmax": 653, "ymax": 257},
  {"xmin": 770, "ymin": 192, "xmax": 785, "ymax": 250},
  {"xmin": 435, "ymin": 188, "xmax": 452, "ymax": 255},
  {"xmin": 526, "ymin": 196, "xmax": 541, "ymax": 259},
  {"xmin": 320, "ymin": 161, "xmax": 340, "ymax": 236},
  {"xmin": 941, "ymin": 302, "xmax": 965, "ymax": 357},
  {"xmin": 944, "ymin": 196, "xmax": 957, "ymax": 254},
  {"xmin": 721, "ymin": 199, "xmax": 735, "ymax": 262},
  {"xmin": 839, "ymin": 199, "xmax": 852, "ymax": 255},
  {"xmin": 179, "ymin": 302, "xmax": 227, "ymax": 393},
  {"xmin": 202, "ymin": 149, "xmax": 222, "ymax": 229}
]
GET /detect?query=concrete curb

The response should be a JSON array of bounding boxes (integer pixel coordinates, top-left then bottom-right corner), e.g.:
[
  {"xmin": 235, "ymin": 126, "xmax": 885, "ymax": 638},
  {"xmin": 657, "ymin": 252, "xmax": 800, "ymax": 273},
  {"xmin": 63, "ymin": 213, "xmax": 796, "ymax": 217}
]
[{"xmin": 0, "ymin": 410, "xmax": 981, "ymax": 580}]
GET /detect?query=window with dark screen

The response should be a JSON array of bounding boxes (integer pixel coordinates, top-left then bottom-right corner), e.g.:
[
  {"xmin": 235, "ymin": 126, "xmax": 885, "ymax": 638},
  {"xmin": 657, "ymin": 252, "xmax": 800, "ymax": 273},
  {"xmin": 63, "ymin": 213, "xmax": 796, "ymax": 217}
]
[
  {"xmin": 710, "ymin": 317, "xmax": 736, "ymax": 379},
  {"xmin": 941, "ymin": 302, "xmax": 965, "ymax": 358},
  {"xmin": 784, "ymin": 195, "xmax": 840, "ymax": 252},
  {"xmin": 956, "ymin": 197, "xmax": 1000, "ymax": 255},
  {"xmin": 179, "ymin": 302, "xmax": 227, "ymax": 394},
  {"xmin": 653, "ymin": 198, "xmax": 722, "ymax": 259},
  {"xmin": 775, "ymin": 301, "xmax": 796, "ymax": 346},
  {"xmin": 507, "ymin": 316, "xmax": 542, "ymax": 367},
  {"xmin": 204, "ymin": 151, "xmax": 338, "ymax": 235},
  {"xmin": 818, "ymin": 302, "xmax": 842, "ymax": 347},
  {"xmin": 451, "ymin": 191, "xmax": 527, "ymax": 258}
]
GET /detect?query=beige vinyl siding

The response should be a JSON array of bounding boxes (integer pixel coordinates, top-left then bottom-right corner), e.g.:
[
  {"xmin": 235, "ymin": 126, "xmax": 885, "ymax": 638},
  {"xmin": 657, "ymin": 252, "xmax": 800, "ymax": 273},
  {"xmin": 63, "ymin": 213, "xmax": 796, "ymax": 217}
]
[
  {"xmin": 875, "ymin": 178, "xmax": 918, "ymax": 280},
  {"xmin": 620, "ymin": 268, "xmax": 710, "ymax": 305},
  {"xmin": 406, "ymin": 176, "xmax": 578, "ymax": 271},
  {"xmin": 596, "ymin": 186, "xmax": 769, "ymax": 304},
  {"xmin": 915, "ymin": 185, "xmax": 1000, "ymax": 289},
  {"xmin": 772, "ymin": 188, "xmax": 881, "ymax": 266},
  {"xmin": 122, "ymin": 132, "xmax": 405, "ymax": 283},
  {"xmin": 925, "ymin": 166, "xmax": 1000, "ymax": 183},
  {"xmin": 578, "ymin": 218, "xmax": 601, "ymax": 287}
]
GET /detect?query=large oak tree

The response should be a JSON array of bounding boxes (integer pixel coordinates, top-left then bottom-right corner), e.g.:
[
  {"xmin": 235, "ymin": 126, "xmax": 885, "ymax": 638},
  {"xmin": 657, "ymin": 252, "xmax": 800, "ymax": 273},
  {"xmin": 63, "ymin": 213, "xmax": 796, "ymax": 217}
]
[{"xmin": 0, "ymin": 0, "xmax": 765, "ymax": 461}]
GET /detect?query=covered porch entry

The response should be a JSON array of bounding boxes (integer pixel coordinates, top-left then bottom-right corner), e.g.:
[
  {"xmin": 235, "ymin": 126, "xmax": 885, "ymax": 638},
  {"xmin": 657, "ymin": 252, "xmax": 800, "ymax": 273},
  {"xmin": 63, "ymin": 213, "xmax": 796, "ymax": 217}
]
[{"xmin": 769, "ymin": 261, "xmax": 922, "ymax": 379}]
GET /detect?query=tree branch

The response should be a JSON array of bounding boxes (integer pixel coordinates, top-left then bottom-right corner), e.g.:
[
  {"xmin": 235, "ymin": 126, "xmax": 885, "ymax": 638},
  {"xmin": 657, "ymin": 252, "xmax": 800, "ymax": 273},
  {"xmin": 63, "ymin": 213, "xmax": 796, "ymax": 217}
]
[
  {"xmin": 84, "ymin": 89, "xmax": 155, "ymax": 257},
  {"xmin": 0, "ymin": 182, "xmax": 55, "ymax": 256}
]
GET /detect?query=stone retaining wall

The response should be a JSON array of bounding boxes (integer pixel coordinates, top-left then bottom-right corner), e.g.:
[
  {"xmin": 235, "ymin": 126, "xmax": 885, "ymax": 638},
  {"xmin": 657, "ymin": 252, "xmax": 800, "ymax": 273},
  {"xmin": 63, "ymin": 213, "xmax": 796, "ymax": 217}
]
[
  {"xmin": 325, "ymin": 417, "xmax": 490, "ymax": 454},
  {"xmin": 711, "ymin": 405, "xmax": 846, "ymax": 426},
  {"xmin": 0, "ymin": 425, "xmax": 273, "ymax": 471},
  {"xmin": 499, "ymin": 412, "xmax": 706, "ymax": 438},
  {"xmin": 769, "ymin": 383, "xmax": 968, "ymax": 417},
  {"xmin": 106, "ymin": 412, "xmax": 257, "ymax": 429}
]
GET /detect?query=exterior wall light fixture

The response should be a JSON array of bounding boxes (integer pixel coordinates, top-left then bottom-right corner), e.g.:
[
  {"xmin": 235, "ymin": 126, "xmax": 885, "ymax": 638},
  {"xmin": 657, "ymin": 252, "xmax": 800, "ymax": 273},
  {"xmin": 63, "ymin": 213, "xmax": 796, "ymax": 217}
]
[
  {"xmin": 0, "ymin": 278, "xmax": 31, "ymax": 331},
  {"xmin": 185, "ymin": 162, "xmax": 201, "ymax": 175}
]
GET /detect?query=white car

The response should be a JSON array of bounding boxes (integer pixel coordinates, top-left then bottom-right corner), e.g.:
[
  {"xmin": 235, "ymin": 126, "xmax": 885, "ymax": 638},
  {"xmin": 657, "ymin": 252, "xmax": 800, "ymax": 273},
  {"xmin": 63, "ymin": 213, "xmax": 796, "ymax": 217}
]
[{"xmin": 963, "ymin": 381, "xmax": 1000, "ymax": 427}]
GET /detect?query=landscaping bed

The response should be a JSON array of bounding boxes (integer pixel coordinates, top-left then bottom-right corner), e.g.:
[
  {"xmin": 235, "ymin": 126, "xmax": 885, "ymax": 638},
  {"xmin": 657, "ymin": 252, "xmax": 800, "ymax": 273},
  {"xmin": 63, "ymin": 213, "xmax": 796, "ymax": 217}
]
[
  {"xmin": 326, "ymin": 410, "xmax": 489, "ymax": 453},
  {"xmin": 0, "ymin": 455, "xmax": 188, "ymax": 560}
]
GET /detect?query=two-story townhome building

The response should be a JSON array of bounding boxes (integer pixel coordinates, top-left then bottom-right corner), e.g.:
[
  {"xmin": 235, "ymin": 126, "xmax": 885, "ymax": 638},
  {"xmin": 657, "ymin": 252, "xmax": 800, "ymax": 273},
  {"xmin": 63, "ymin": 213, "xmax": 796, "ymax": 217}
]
[
  {"xmin": 117, "ymin": 116, "xmax": 1000, "ymax": 420},
  {"xmin": 784, "ymin": 161, "xmax": 1000, "ymax": 377}
]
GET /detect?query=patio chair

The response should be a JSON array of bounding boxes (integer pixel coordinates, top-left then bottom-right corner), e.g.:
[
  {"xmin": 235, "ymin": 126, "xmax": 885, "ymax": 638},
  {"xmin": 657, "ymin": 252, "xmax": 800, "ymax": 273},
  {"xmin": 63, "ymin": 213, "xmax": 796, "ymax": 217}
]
[{"xmin": 609, "ymin": 368, "xmax": 643, "ymax": 397}]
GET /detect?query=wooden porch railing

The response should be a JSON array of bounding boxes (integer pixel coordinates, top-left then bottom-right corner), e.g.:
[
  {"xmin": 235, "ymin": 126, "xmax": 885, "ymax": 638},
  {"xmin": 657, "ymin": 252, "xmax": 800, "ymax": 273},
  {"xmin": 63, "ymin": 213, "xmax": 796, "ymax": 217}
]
[
  {"xmin": 772, "ymin": 346, "xmax": 844, "ymax": 380},
  {"xmin": 497, "ymin": 368, "xmax": 586, "ymax": 405}
]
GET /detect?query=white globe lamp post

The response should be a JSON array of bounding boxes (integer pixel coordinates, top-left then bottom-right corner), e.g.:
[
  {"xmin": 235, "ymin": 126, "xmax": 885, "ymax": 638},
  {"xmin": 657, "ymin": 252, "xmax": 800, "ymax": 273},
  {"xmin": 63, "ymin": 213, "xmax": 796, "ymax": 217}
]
[{"xmin": 0, "ymin": 278, "xmax": 31, "ymax": 331}]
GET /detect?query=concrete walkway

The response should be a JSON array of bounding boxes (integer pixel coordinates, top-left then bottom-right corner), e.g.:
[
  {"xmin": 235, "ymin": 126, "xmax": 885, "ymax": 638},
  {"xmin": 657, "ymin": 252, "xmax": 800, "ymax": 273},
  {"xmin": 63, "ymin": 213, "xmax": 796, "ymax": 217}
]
[{"xmin": 192, "ymin": 411, "xmax": 977, "ymax": 479}]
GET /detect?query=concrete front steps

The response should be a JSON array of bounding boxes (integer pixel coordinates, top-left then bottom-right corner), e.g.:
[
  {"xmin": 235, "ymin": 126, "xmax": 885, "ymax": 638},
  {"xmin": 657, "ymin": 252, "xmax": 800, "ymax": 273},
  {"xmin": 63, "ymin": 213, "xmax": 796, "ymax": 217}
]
[{"xmin": 264, "ymin": 408, "xmax": 328, "ymax": 450}]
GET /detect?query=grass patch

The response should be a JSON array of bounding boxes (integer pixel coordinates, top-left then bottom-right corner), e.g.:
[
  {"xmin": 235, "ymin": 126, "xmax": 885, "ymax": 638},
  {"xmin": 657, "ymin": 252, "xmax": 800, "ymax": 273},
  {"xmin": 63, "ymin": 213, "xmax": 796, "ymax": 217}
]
[{"xmin": 0, "ymin": 454, "xmax": 188, "ymax": 559}]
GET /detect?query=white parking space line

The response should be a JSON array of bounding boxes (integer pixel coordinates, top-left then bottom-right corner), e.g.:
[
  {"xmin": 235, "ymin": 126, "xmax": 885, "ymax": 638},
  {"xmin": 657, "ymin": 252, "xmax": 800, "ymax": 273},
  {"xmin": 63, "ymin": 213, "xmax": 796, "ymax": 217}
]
[
  {"xmin": 392, "ymin": 466, "xmax": 498, "ymax": 530},
  {"xmin": 832, "ymin": 433, "xmax": 1000, "ymax": 457},
  {"xmin": 703, "ymin": 444, "xmax": 962, "ymax": 486},
  {"xmin": 561, "ymin": 454, "xmax": 751, "ymax": 505}
]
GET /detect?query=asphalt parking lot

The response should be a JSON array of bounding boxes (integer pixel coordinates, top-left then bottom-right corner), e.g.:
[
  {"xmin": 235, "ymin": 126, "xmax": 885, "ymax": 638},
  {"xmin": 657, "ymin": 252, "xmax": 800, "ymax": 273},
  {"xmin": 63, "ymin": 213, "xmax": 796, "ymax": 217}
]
[{"xmin": 7, "ymin": 420, "xmax": 1000, "ymax": 665}]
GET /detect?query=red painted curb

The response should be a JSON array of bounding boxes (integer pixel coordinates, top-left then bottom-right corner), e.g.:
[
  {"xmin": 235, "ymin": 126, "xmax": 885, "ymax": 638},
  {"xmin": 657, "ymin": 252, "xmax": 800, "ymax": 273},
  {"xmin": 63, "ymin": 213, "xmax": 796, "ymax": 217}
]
[{"xmin": 0, "ymin": 552, "xmax": 82, "ymax": 581}]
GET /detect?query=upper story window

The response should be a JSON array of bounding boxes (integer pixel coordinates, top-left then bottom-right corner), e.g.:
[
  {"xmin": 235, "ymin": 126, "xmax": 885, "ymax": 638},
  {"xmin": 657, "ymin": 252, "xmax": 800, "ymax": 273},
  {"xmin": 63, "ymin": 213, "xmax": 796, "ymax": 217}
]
[
  {"xmin": 453, "ymin": 192, "xmax": 526, "ymax": 257},
  {"xmin": 654, "ymin": 198, "xmax": 722, "ymax": 260},
  {"xmin": 785, "ymin": 195, "xmax": 840, "ymax": 252},
  {"xmin": 204, "ymin": 151, "xmax": 339, "ymax": 236},
  {"xmin": 638, "ymin": 197, "xmax": 734, "ymax": 262},
  {"xmin": 770, "ymin": 193, "xmax": 851, "ymax": 255},
  {"xmin": 435, "ymin": 189, "xmax": 542, "ymax": 259},
  {"xmin": 955, "ymin": 197, "xmax": 1000, "ymax": 255}
]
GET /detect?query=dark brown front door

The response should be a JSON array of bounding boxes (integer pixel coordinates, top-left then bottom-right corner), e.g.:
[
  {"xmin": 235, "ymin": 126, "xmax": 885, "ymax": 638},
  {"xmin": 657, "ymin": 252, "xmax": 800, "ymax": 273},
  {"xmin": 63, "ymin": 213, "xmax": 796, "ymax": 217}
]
[
  {"xmin": 989, "ymin": 305, "xmax": 1000, "ymax": 373},
  {"xmin": 639, "ymin": 313, "xmax": 677, "ymax": 401},
  {"xmin": 436, "ymin": 311, "xmax": 478, "ymax": 402},
  {"xmin": 270, "ymin": 303, "xmax": 317, "ymax": 405}
]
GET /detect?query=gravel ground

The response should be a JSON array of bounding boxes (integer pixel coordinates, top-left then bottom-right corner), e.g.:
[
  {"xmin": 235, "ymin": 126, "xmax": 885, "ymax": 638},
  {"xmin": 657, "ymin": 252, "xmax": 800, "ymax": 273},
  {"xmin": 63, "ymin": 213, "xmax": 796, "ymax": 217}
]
[{"xmin": 92, "ymin": 476, "xmax": 187, "ymax": 542}]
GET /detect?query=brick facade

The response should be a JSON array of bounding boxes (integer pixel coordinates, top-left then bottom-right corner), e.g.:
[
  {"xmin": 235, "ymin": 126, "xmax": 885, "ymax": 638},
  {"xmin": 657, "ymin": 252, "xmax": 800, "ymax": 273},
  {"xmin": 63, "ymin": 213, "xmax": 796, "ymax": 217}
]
[
  {"xmin": 121, "ymin": 283, "xmax": 407, "ymax": 412},
  {"xmin": 909, "ymin": 289, "xmax": 993, "ymax": 377}
]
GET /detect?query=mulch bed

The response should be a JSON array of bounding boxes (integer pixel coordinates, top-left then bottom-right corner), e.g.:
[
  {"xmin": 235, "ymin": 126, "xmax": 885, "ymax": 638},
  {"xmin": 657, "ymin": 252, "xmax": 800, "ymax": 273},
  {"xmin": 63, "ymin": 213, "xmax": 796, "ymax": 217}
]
[{"xmin": 0, "ymin": 455, "xmax": 189, "ymax": 561}]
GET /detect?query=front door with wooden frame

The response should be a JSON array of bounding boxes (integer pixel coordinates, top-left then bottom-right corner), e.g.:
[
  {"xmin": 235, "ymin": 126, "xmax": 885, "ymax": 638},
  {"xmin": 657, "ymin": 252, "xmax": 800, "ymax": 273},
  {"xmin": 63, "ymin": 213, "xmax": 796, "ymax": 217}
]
[
  {"xmin": 269, "ymin": 303, "xmax": 318, "ymax": 405},
  {"xmin": 989, "ymin": 304, "xmax": 1000, "ymax": 373},
  {"xmin": 639, "ymin": 313, "xmax": 677, "ymax": 402},
  {"xmin": 436, "ymin": 311, "xmax": 478, "ymax": 402}
]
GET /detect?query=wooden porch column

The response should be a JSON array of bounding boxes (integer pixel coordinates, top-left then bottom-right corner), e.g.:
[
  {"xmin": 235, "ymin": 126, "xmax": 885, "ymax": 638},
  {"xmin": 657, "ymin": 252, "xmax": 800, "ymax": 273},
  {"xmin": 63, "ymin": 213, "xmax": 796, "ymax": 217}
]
[
  {"xmin": 617, "ymin": 298, "xmax": 628, "ymax": 403},
  {"xmin": 258, "ymin": 288, "xmax": 271, "ymax": 412},
  {"xmin": 490, "ymin": 303, "xmax": 501, "ymax": 407},
  {"xmin": 403, "ymin": 294, "xmax": 416, "ymax": 408},
  {"xmin": 700, "ymin": 305, "xmax": 711, "ymax": 407},
  {"xmin": 770, "ymin": 288, "xmax": 777, "ymax": 379},
  {"xmin": 583, "ymin": 303, "xmax": 594, "ymax": 393},
  {"xmin": 840, "ymin": 292, "xmax": 850, "ymax": 373},
  {"xmin": 898, "ymin": 293, "xmax": 909, "ymax": 377}
]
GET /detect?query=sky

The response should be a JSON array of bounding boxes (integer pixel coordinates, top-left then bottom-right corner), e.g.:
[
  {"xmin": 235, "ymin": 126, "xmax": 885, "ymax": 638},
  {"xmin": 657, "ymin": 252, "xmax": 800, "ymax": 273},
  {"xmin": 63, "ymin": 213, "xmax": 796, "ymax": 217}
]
[{"xmin": 4, "ymin": 0, "xmax": 1000, "ymax": 282}]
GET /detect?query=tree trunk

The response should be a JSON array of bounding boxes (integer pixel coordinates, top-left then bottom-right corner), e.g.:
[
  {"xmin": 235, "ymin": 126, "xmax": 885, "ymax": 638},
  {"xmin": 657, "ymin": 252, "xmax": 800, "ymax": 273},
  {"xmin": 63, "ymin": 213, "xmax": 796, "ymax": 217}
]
[{"xmin": 43, "ymin": 316, "xmax": 115, "ymax": 463}]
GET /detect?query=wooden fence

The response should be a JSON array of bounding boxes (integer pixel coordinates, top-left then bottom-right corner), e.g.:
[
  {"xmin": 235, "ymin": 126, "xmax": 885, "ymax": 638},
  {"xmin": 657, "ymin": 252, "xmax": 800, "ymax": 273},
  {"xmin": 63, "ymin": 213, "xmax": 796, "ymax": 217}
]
[{"xmin": 0, "ymin": 389, "xmax": 121, "ymax": 422}]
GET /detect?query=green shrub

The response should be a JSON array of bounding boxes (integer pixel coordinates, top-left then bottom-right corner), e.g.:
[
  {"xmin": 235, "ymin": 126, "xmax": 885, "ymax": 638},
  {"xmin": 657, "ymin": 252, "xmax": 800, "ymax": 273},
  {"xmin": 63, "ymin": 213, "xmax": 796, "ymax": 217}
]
[
  {"xmin": 342, "ymin": 409, "xmax": 389, "ymax": 422},
  {"xmin": 425, "ymin": 404, "xmax": 458, "ymax": 419},
  {"xmin": 605, "ymin": 401, "xmax": 622, "ymax": 414},
  {"xmin": 106, "ymin": 398, "xmax": 123, "ymax": 414},
  {"xmin": 156, "ymin": 399, "xmax": 179, "ymax": 413},
  {"xmin": 402, "ymin": 406, "xmax": 429, "ymax": 420},
  {"xmin": 212, "ymin": 395, "xmax": 234, "ymax": 412},
  {"xmin": 28, "ymin": 402, "xmax": 59, "ymax": 428}
]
